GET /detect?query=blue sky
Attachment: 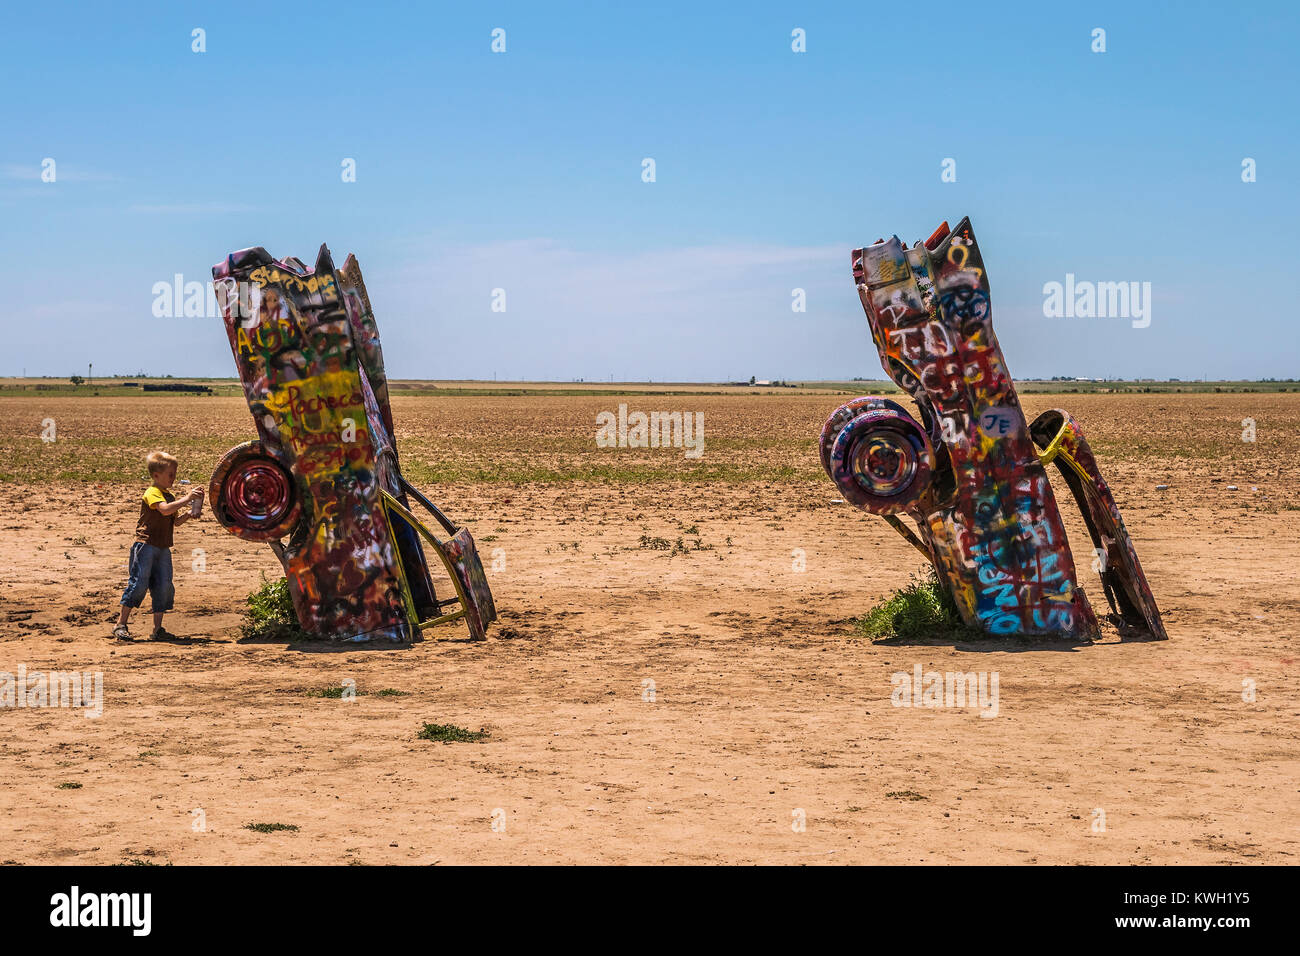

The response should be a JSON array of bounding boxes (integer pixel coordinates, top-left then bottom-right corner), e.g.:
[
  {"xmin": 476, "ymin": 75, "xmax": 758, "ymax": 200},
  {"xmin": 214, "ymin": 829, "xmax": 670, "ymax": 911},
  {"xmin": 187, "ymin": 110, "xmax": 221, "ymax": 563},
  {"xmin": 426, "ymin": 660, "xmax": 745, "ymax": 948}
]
[{"xmin": 1, "ymin": 0, "xmax": 1296, "ymax": 381}]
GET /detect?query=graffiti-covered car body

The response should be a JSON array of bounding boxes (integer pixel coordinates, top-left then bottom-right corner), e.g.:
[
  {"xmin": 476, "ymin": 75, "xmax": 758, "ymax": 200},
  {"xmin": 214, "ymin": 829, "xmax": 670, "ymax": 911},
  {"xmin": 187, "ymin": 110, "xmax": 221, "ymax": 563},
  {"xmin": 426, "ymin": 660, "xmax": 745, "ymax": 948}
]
[
  {"xmin": 209, "ymin": 244, "xmax": 496, "ymax": 642},
  {"xmin": 821, "ymin": 218, "xmax": 1165, "ymax": 641}
]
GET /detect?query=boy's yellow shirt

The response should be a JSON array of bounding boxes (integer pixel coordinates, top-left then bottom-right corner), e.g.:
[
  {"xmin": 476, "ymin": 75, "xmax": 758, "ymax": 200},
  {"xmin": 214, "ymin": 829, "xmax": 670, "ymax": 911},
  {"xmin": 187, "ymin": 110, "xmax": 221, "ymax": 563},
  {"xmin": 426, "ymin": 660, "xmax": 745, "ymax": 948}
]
[{"xmin": 143, "ymin": 486, "xmax": 170, "ymax": 509}]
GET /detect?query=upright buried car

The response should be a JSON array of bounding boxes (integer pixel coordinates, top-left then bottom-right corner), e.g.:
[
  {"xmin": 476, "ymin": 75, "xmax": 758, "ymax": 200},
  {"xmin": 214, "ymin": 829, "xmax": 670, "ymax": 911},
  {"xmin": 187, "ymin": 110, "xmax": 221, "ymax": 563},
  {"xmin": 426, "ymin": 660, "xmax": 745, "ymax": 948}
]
[
  {"xmin": 209, "ymin": 245, "xmax": 496, "ymax": 642},
  {"xmin": 821, "ymin": 218, "xmax": 1165, "ymax": 641}
]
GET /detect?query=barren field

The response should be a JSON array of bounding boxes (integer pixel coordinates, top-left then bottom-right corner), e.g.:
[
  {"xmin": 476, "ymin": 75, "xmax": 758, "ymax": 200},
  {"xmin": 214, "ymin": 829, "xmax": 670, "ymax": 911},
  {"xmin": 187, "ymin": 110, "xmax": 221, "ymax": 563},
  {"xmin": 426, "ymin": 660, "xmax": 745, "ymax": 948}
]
[{"xmin": 1, "ymin": 391, "xmax": 1298, "ymax": 865}]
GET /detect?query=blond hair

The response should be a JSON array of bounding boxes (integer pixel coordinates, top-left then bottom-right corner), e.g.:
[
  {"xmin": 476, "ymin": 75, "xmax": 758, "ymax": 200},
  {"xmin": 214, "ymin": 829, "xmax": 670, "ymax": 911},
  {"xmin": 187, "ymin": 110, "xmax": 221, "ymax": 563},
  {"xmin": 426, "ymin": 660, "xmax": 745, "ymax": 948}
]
[{"xmin": 146, "ymin": 451, "xmax": 178, "ymax": 476}]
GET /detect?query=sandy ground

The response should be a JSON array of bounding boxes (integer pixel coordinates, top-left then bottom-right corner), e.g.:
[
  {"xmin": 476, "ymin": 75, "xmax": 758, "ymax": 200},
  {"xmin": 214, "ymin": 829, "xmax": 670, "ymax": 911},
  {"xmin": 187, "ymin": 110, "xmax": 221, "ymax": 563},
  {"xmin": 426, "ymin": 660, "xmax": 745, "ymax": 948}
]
[{"xmin": 1, "ymin": 392, "xmax": 1297, "ymax": 864}]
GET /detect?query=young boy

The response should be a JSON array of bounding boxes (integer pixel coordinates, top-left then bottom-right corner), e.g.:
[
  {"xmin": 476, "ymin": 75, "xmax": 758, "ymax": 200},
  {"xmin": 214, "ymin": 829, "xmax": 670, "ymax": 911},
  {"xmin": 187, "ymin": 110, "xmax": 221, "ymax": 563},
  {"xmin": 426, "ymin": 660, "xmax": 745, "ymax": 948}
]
[{"xmin": 112, "ymin": 451, "xmax": 202, "ymax": 641}]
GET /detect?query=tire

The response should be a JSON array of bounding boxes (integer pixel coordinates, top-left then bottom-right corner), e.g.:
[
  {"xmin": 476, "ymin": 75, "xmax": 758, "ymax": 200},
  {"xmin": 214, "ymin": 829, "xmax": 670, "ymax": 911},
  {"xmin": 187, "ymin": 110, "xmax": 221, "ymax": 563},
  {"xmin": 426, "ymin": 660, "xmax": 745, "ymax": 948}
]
[
  {"xmin": 827, "ymin": 407, "xmax": 935, "ymax": 514},
  {"xmin": 209, "ymin": 440, "xmax": 302, "ymax": 541},
  {"xmin": 818, "ymin": 396, "xmax": 910, "ymax": 479}
]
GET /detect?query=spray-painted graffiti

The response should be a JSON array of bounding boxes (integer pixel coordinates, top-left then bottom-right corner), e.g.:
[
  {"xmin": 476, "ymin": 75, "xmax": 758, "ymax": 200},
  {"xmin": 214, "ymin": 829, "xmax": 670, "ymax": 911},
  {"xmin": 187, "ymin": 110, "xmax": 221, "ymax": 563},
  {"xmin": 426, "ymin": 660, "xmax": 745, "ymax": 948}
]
[
  {"xmin": 209, "ymin": 244, "xmax": 496, "ymax": 642},
  {"xmin": 822, "ymin": 218, "xmax": 1165, "ymax": 641}
]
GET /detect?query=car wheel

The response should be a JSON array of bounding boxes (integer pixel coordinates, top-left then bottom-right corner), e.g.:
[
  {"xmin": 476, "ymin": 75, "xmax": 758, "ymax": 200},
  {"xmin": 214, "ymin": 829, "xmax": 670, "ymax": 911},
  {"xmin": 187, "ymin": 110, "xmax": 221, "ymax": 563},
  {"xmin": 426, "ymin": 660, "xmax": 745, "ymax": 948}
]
[
  {"xmin": 209, "ymin": 440, "xmax": 302, "ymax": 541},
  {"xmin": 828, "ymin": 407, "xmax": 934, "ymax": 514},
  {"xmin": 818, "ymin": 396, "xmax": 910, "ymax": 479}
]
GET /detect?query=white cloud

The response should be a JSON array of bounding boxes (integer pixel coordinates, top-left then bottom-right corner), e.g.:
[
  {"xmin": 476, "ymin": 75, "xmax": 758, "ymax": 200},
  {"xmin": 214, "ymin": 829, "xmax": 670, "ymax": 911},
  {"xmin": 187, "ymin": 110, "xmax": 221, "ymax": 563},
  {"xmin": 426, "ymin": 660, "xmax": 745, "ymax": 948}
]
[{"xmin": 371, "ymin": 238, "xmax": 856, "ymax": 380}]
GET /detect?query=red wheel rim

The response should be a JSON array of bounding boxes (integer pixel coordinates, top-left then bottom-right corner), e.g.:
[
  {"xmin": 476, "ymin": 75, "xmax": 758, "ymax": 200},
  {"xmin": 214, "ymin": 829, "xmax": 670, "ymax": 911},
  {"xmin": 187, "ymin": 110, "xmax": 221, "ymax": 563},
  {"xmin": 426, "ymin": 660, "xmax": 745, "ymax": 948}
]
[{"xmin": 225, "ymin": 460, "xmax": 293, "ymax": 527}]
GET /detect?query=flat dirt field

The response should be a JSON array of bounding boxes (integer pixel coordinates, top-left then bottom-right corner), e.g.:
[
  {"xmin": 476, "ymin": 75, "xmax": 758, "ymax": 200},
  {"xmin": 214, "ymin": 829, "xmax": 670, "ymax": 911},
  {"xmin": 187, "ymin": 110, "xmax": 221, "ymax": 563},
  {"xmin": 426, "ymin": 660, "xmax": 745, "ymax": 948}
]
[{"xmin": 1, "ymin": 390, "xmax": 1297, "ymax": 865}]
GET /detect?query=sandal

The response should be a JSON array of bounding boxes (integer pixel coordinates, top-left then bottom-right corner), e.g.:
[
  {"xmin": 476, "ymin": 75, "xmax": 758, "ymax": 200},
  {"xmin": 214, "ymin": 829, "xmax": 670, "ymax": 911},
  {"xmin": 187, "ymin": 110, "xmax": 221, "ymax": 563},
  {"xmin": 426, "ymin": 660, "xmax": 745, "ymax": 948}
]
[
  {"xmin": 110, "ymin": 625, "xmax": 132, "ymax": 641},
  {"xmin": 151, "ymin": 627, "xmax": 177, "ymax": 641}
]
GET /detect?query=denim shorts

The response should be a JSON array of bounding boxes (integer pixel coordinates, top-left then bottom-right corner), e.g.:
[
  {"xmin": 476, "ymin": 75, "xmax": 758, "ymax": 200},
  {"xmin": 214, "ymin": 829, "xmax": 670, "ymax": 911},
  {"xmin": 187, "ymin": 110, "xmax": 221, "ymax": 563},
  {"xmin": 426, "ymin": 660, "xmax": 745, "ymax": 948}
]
[{"xmin": 120, "ymin": 542, "xmax": 174, "ymax": 612}]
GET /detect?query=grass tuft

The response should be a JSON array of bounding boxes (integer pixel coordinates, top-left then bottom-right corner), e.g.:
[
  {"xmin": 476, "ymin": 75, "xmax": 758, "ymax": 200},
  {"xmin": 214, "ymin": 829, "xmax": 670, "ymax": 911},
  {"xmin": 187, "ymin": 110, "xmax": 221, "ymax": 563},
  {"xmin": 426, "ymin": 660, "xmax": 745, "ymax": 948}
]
[
  {"xmin": 856, "ymin": 570, "xmax": 981, "ymax": 642},
  {"xmin": 306, "ymin": 685, "xmax": 358, "ymax": 699},
  {"xmin": 418, "ymin": 722, "xmax": 489, "ymax": 743},
  {"xmin": 240, "ymin": 576, "xmax": 308, "ymax": 643},
  {"xmin": 306, "ymin": 686, "xmax": 408, "ymax": 698},
  {"xmin": 244, "ymin": 822, "xmax": 299, "ymax": 833}
]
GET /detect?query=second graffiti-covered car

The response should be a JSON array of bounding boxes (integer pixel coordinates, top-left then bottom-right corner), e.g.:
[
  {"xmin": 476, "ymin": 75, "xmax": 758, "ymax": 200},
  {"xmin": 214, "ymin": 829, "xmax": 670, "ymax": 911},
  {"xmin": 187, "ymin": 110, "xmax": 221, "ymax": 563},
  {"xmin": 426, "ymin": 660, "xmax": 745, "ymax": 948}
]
[{"xmin": 821, "ymin": 217, "xmax": 1165, "ymax": 642}]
